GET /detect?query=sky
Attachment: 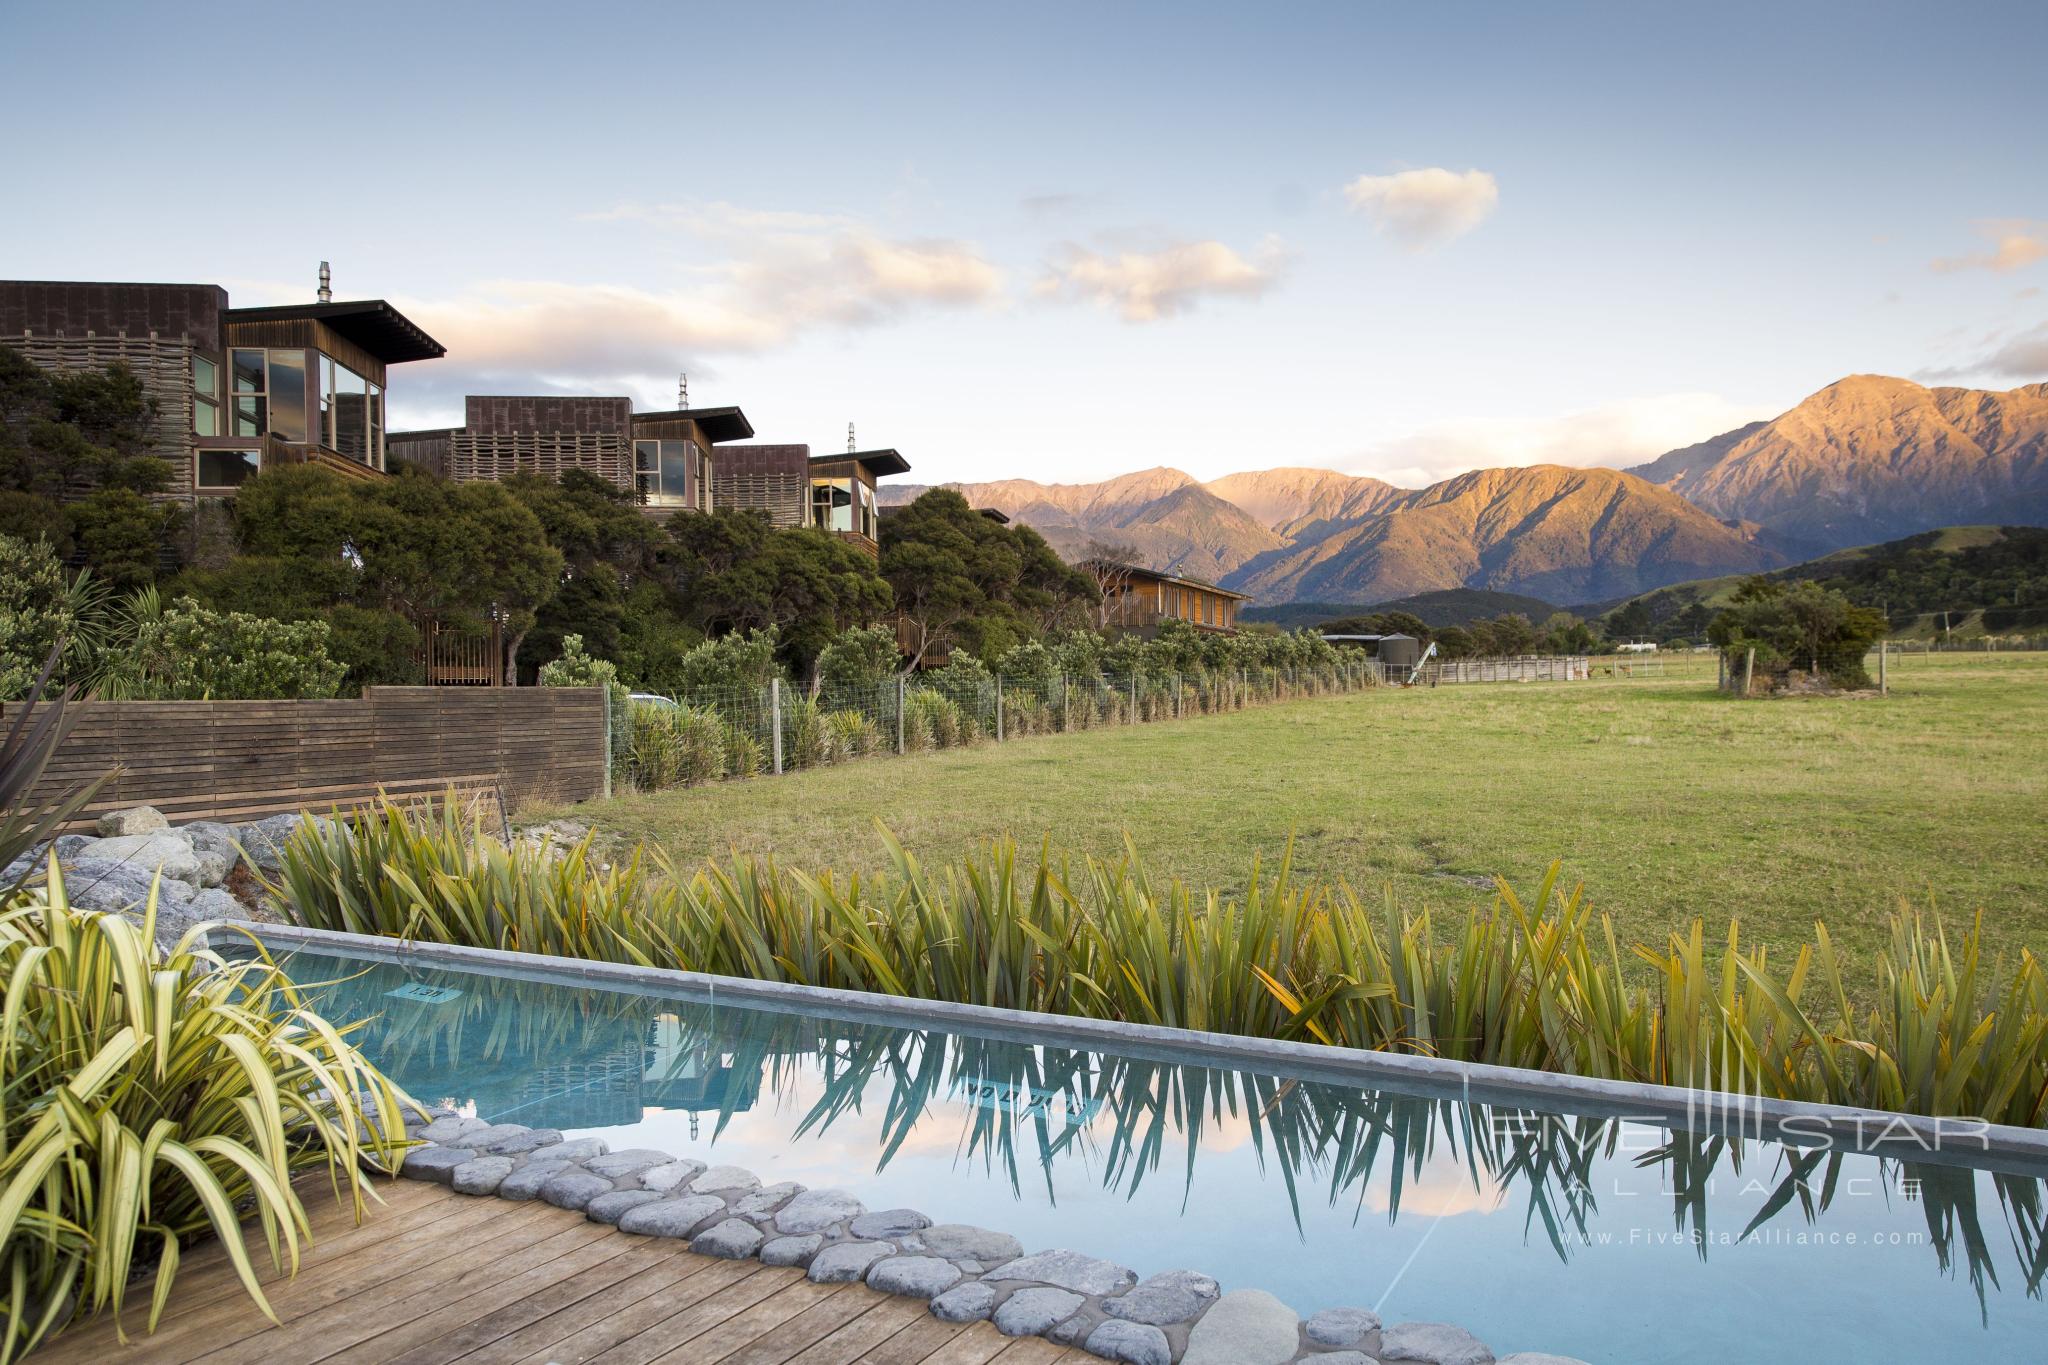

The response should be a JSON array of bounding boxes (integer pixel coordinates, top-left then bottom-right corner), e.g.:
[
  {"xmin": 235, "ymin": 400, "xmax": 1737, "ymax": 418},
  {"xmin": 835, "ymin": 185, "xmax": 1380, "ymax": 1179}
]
[{"xmin": 3, "ymin": 0, "xmax": 2045, "ymax": 488}]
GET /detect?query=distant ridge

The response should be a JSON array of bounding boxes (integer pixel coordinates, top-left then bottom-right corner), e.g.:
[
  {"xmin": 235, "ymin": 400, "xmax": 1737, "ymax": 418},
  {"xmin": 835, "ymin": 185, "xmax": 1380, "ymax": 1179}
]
[
  {"xmin": 1243, "ymin": 588, "xmax": 1562, "ymax": 631},
  {"xmin": 879, "ymin": 376, "xmax": 2048, "ymax": 605}
]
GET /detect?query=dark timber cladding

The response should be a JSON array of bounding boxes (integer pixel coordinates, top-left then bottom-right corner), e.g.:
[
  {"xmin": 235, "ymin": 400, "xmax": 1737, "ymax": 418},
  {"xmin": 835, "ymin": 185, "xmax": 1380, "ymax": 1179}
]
[{"xmin": 0, "ymin": 687, "xmax": 608, "ymax": 828}]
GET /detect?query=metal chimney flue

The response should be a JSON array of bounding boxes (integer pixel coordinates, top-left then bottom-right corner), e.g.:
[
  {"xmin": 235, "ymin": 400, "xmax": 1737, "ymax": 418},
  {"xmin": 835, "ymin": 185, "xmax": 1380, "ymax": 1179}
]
[{"xmin": 317, "ymin": 261, "xmax": 332, "ymax": 303}]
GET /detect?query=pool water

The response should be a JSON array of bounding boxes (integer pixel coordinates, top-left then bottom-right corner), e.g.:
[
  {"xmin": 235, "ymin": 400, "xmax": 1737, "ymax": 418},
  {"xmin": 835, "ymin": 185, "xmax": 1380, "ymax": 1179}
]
[{"xmin": 270, "ymin": 946, "xmax": 2048, "ymax": 1364}]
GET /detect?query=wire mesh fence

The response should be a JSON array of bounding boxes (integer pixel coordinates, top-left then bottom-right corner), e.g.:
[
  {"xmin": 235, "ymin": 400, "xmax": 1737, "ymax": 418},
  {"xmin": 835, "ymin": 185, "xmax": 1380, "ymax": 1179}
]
[{"xmin": 607, "ymin": 656, "xmax": 1384, "ymax": 794}]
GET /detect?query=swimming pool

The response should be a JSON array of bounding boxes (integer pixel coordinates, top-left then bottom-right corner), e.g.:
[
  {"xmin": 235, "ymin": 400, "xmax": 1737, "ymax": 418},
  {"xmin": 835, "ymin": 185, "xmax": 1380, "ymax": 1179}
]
[{"xmin": 265, "ymin": 940, "xmax": 2048, "ymax": 1364}]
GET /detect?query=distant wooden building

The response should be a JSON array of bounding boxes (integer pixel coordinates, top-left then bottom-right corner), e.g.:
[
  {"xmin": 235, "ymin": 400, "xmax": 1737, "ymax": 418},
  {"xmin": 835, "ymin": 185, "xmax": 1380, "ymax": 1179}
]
[
  {"xmin": 389, "ymin": 397, "xmax": 754, "ymax": 518},
  {"xmin": 713, "ymin": 445, "xmax": 910, "ymax": 558},
  {"xmin": 1092, "ymin": 562, "xmax": 1249, "ymax": 635},
  {"xmin": 0, "ymin": 275, "xmax": 445, "ymax": 500}
]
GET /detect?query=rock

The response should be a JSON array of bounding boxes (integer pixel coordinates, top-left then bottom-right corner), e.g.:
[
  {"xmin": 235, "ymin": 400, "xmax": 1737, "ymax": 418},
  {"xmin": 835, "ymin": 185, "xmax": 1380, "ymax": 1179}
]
[
  {"xmin": 583, "ymin": 1148, "xmax": 671, "ymax": 1181},
  {"xmin": 691, "ymin": 1219, "xmax": 766, "ymax": 1259},
  {"xmin": 585, "ymin": 1189, "xmax": 663, "ymax": 1225},
  {"xmin": 538, "ymin": 1168, "xmax": 615, "ymax": 1211},
  {"xmin": 182, "ymin": 820, "xmax": 243, "ymax": 870},
  {"xmin": 181, "ymin": 887, "xmax": 251, "ymax": 927},
  {"xmin": 849, "ymin": 1208, "xmax": 931, "ymax": 1241},
  {"xmin": 928, "ymin": 1280, "xmax": 998, "ymax": 1323},
  {"xmin": 1104, "ymin": 1269, "xmax": 1220, "ymax": 1326},
  {"xmin": 866, "ymin": 1256, "xmax": 961, "ymax": 1298},
  {"xmin": 985, "ymin": 1249, "xmax": 1135, "ymax": 1297},
  {"xmin": 1381, "ymin": 1321, "xmax": 1496, "ymax": 1365},
  {"xmin": 1084, "ymin": 1319, "xmax": 1173, "ymax": 1365},
  {"xmin": 991, "ymin": 1286, "xmax": 1084, "ymax": 1336},
  {"xmin": 400, "ymin": 1146, "xmax": 477, "ymax": 1184},
  {"xmin": 498, "ymin": 1159, "xmax": 576, "ymax": 1201},
  {"xmin": 96, "ymin": 806, "xmax": 168, "ymax": 837},
  {"xmin": 235, "ymin": 812, "xmax": 333, "ymax": 877},
  {"xmin": 912, "ymin": 1224, "xmax": 1024, "ymax": 1264},
  {"xmin": 60, "ymin": 857, "xmax": 199, "ymax": 947},
  {"xmin": 1497, "ymin": 1356, "xmax": 1592, "ymax": 1365},
  {"xmin": 1181, "ymin": 1289, "xmax": 1299, "ymax": 1365},
  {"xmin": 468, "ymin": 1124, "xmax": 548, "ymax": 1154},
  {"xmin": 418, "ymin": 1114, "xmax": 490, "ymax": 1144},
  {"xmin": 732, "ymin": 1182, "xmax": 803, "ymax": 1218},
  {"xmin": 548, "ymin": 1137, "xmax": 608, "ymax": 1162},
  {"xmin": 760, "ymin": 1234, "xmax": 825, "ymax": 1268},
  {"xmin": 639, "ymin": 1159, "xmax": 707, "ymax": 1194},
  {"xmin": 618, "ymin": 1195, "xmax": 728, "ymax": 1239},
  {"xmin": 1307, "ymin": 1306, "xmax": 1384, "ymax": 1351},
  {"xmin": 806, "ymin": 1241, "xmax": 895, "ymax": 1284},
  {"xmin": 1314, "ymin": 1355, "xmax": 1379, "ymax": 1365},
  {"xmin": 189, "ymin": 847, "xmax": 234, "ymax": 889},
  {"xmin": 775, "ymin": 1188, "xmax": 865, "ymax": 1236},
  {"xmin": 76, "ymin": 832, "xmax": 203, "ymax": 885},
  {"xmin": 688, "ymin": 1164, "xmax": 762, "ymax": 1196},
  {"xmin": 450, "ymin": 1156, "xmax": 515, "ymax": 1195},
  {"xmin": 1048, "ymin": 1310, "xmax": 1097, "ymax": 1346}
]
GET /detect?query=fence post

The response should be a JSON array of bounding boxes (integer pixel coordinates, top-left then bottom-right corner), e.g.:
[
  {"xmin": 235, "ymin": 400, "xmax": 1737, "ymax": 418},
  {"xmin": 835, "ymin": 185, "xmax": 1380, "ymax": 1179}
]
[
  {"xmin": 1061, "ymin": 676, "xmax": 1070, "ymax": 732},
  {"xmin": 1130, "ymin": 672, "xmax": 1138, "ymax": 722},
  {"xmin": 770, "ymin": 678, "xmax": 784, "ymax": 775},
  {"xmin": 600, "ymin": 687, "xmax": 613, "ymax": 800},
  {"xmin": 995, "ymin": 677, "xmax": 1004, "ymax": 741},
  {"xmin": 1878, "ymin": 641, "xmax": 1888, "ymax": 696},
  {"xmin": 1742, "ymin": 647, "xmax": 1755, "ymax": 697},
  {"xmin": 896, "ymin": 677, "xmax": 906, "ymax": 755}
]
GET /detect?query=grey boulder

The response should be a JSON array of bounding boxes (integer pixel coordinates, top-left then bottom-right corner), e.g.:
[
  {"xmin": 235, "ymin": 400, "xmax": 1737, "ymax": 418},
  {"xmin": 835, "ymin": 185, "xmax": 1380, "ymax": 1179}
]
[
  {"xmin": 732, "ymin": 1181, "xmax": 803, "ymax": 1218},
  {"xmin": 849, "ymin": 1208, "xmax": 931, "ymax": 1241},
  {"xmin": 639, "ymin": 1159, "xmax": 707, "ymax": 1193},
  {"xmin": 582, "ymin": 1148, "xmax": 671, "ymax": 1181},
  {"xmin": 79, "ymin": 832, "xmax": 203, "ymax": 885},
  {"xmin": 1181, "ymin": 1289, "xmax": 1299, "ymax": 1365},
  {"xmin": 585, "ymin": 1189, "xmax": 664, "ymax": 1224},
  {"xmin": 1307, "ymin": 1306, "xmax": 1384, "ymax": 1351},
  {"xmin": 759, "ymin": 1234, "xmax": 824, "ymax": 1268},
  {"xmin": 985, "ymin": 1249, "xmax": 1135, "ymax": 1297},
  {"xmin": 992, "ymin": 1286, "xmax": 1084, "ymax": 1336},
  {"xmin": 450, "ymin": 1156, "xmax": 515, "ymax": 1196},
  {"xmin": 775, "ymin": 1188, "xmax": 865, "ymax": 1236},
  {"xmin": 688, "ymin": 1164, "xmax": 762, "ymax": 1196},
  {"xmin": 865, "ymin": 1256, "xmax": 961, "ymax": 1298},
  {"xmin": 1085, "ymin": 1319, "xmax": 1173, "ymax": 1365},
  {"xmin": 498, "ymin": 1159, "xmax": 577, "ymax": 1201},
  {"xmin": 691, "ymin": 1218, "xmax": 766, "ymax": 1259},
  {"xmin": 805, "ymin": 1241, "xmax": 894, "ymax": 1284},
  {"xmin": 1105, "ymin": 1268, "xmax": 1220, "ymax": 1326},
  {"xmin": 618, "ymin": 1194, "xmax": 728, "ymax": 1239},
  {"xmin": 400, "ymin": 1146, "xmax": 477, "ymax": 1184},
  {"xmin": 1382, "ymin": 1321, "xmax": 1497, "ymax": 1365},
  {"xmin": 927, "ymin": 1280, "xmax": 998, "ymax": 1323},
  {"xmin": 538, "ymin": 1168, "xmax": 616, "ymax": 1211},
  {"xmin": 912, "ymin": 1224, "xmax": 1023, "ymax": 1264},
  {"xmin": 95, "ymin": 806, "xmax": 168, "ymax": 837}
]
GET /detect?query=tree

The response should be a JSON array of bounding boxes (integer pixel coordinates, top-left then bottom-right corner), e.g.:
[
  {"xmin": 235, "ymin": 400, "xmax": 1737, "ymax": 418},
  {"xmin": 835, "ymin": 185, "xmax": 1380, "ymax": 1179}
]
[
  {"xmin": 1605, "ymin": 598, "xmax": 1653, "ymax": 641},
  {"xmin": 103, "ymin": 595, "xmax": 347, "ymax": 700},
  {"xmin": 669, "ymin": 511, "xmax": 892, "ymax": 684},
  {"xmin": 1080, "ymin": 540, "xmax": 1142, "ymax": 630},
  {"xmin": 815, "ymin": 624, "xmax": 902, "ymax": 693},
  {"xmin": 0, "ymin": 535, "xmax": 85, "ymax": 699},
  {"xmin": 880, "ymin": 489, "xmax": 1095, "ymax": 666},
  {"xmin": 508, "ymin": 471, "xmax": 672, "ymax": 675},
  {"xmin": 1709, "ymin": 581, "xmax": 1887, "ymax": 689}
]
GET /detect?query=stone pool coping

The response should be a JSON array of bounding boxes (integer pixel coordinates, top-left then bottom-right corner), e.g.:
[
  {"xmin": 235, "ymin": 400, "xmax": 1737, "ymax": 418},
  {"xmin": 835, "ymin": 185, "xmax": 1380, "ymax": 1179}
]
[
  {"xmin": 238, "ymin": 922, "xmax": 2048, "ymax": 1172},
  {"xmin": 388, "ymin": 1104, "xmax": 1567, "ymax": 1365}
]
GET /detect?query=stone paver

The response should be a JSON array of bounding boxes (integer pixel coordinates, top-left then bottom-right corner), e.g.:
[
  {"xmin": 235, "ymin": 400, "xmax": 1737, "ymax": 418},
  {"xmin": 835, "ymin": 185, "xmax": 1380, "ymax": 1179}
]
[
  {"xmin": 539, "ymin": 1168, "xmax": 615, "ymax": 1211},
  {"xmin": 865, "ymin": 1255, "xmax": 961, "ymax": 1298},
  {"xmin": 992, "ymin": 1286, "xmax": 1084, "ymax": 1336},
  {"xmin": 1381, "ymin": 1320, "xmax": 1498, "ymax": 1365},
  {"xmin": 806, "ymin": 1240, "xmax": 895, "ymax": 1284},
  {"xmin": 1086, "ymin": 1318, "xmax": 1173, "ymax": 1365},
  {"xmin": 1306, "ymin": 1305, "xmax": 1384, "ymax": 1350},
  {"xmin": 585, "ymin": 1189, "xmax": 663, "ymax": 1224},
  {"xmin": 928, "ymin": 1280, "xmax": 999, "ymax": 1322},
  {"xmin": 985, "ymin": 1249, "xmax": 1135, "ymax": 1297},
  {"xmin": 775, "ymin": 1188, "xmax": 865, "ymax": 1235},
  {"xmin": 692, "ymin": 1218, "xmax": 766, "ymax": 1259},
  {"xmin": 1181, "ymin": 1289, "xmax": 1298, "ymax": 1365},
  {"xmin": 617, "ymin": 1194, "xmax": 728, "ymax": 1238},
  {"xmin": 450, "ymin": 1156, "xmax": 515, "ymax": 1196},
  {"xmin": 760, "ymin": 1234, "xmax": 824, "ymax": 1267}
]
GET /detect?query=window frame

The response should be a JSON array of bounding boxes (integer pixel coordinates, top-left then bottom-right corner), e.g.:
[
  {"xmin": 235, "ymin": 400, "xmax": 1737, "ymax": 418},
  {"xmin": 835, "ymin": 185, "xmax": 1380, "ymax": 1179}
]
[{"xmin": 194, "ymin": 446, "xmax": 262, "ymax": 493}]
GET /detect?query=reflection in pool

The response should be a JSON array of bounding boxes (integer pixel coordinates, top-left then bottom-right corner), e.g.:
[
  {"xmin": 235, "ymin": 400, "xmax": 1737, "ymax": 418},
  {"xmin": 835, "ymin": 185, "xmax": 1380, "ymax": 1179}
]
[{"xmin": 270, "ymin": 946, "xmax": 2048, "ymax": 1364}]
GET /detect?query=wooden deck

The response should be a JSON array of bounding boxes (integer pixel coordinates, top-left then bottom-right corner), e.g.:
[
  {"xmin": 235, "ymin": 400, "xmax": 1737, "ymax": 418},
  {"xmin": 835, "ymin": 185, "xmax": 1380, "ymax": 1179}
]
[{"xmin": 38, "ymin": 1177, "xmax": 1091, "ymax": 1364}]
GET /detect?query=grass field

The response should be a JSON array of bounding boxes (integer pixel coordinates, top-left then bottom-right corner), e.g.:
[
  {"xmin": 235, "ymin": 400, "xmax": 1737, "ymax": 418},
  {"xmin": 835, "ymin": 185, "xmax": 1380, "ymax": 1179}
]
[{"xmin": 535, "ymin": 652, "xmax": 2048, "ymax": 973}]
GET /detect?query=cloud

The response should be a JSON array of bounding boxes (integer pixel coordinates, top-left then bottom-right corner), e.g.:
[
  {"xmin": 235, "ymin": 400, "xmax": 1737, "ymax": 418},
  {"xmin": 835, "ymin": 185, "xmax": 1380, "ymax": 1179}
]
[
  {"xmin": 382, "ymin": 202, "xmax": 1005, "ymax": 425},
  {"xmin": 1917, "ymin": 322, "xmax": 2048, "ymax": 382},
  {"xmin": 1342, "ymin": 168, "xmax": 1499, "ymax": 248},
  {"xmin": 1035, "ymin": 236, "xmax": 1285, "ymax": 322},
  {"xmin": 1354, "ymin": 392, "xmax": 1774, "ymax": 488},
  {"xmin": 1930, "ymin": 220, "xmax": 2048, "ymax": 274}
]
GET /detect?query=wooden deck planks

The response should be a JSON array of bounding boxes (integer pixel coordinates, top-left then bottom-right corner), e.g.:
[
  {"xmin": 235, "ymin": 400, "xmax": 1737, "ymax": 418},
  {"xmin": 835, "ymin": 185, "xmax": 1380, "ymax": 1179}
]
[{"xmin": 37, "ymin": 1180, "xmax": 1092, "ymax": 1365}]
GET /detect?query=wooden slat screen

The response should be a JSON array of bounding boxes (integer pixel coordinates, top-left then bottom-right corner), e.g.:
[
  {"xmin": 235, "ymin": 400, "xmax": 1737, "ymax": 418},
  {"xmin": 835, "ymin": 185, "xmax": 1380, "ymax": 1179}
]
[{"xmin": 0, "ymin": 686, "xmax": 608, "ymax": 829}]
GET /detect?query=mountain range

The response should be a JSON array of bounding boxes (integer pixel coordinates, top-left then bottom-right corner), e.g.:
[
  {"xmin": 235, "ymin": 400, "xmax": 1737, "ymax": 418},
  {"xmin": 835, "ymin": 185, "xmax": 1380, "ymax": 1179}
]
[{"xmin": 879, "ymin": 376, "xmax": 2048, "ymax": 605}]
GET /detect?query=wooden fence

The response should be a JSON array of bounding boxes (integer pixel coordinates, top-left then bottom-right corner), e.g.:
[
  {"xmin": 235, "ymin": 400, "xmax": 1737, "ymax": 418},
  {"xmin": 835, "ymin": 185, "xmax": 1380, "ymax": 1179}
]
[{"xmin": 1, "ymin": 686, "xmax": 609, "ymax": 830}]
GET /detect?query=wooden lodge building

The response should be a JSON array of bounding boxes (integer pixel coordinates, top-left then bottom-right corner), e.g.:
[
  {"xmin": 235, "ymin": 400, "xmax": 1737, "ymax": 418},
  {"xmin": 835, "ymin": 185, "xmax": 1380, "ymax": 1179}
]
[
  {"xmin": 386, "ymin": 397, "xmax": 756, "ymax": 518},
  {"xmin": 1094, "ymin": 562, "xmax": 1249, "ymax": 635},
  {"xmin": 713, "ymin": 444, "xmax": 910, "ymax": 558},
  {"xmin": 0, "ymin": 274, "xmax": 446, "ymax": 499}
]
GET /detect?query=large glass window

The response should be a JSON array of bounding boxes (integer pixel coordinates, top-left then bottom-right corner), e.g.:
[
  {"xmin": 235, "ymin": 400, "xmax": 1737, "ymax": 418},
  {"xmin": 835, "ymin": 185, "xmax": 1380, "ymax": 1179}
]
[
  {"xmin": 367, "ymin": 381, "xmax": 384, "ymax": 469},
  {"xmin": 857, "ymin": 479, "xmax": 877, "ymax": 538},
  {"xmin": 231, "ymin": 348, "xmax": 266, "ymax": 437},
  {"xmin": 330, "ymin": 362, "xmax": 368, "ymax": 462},
  {"xmin": 196, "ymin": 448, "xmax": 260, "ymax": 490},
  {"xmin": 192, "ymin": 354, "xmax": 219, "ymax": 437},
  {"xmin": 697, "ymin": 448, "xmax": 713, "ymax": 512},
  {"xmin": 810, "ymin": 476, "xmax": 854, "ymax": 532},
  {"xmin": 635, "ymin": 439, "xmax": 695, "ymax": 506},
  {"xmin": 266, "ymin": 349, "xmax": 306, "ymax": 442}
]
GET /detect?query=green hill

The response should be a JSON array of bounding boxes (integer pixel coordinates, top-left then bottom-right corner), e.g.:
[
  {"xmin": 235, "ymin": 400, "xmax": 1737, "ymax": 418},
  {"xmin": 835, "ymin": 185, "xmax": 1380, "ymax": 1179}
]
[
  {"xmin": 1595, "ymin": 525, "xmax": 2048, "ymax": 639},
  {"xmin": 1244, "ymin": 588, "xmax": 1561, "ymax": 631}
]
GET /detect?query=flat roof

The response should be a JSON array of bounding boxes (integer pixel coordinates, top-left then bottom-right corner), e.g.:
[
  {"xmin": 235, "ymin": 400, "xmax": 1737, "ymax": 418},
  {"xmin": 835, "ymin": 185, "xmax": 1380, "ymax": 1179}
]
[
  {"xmin": 1090, "ymin": 559, "xmax": 1251, "ymax": 600},
  {"xmin": 811, "ymin": 448, "xmax": 911, "ymax": 477},
  {"xmin": 631, "ymin": 406, "xmax": 755, "ymax": 442},
  {"xmin": 222, "ymin": 299, "xmax": 446, "ymax": 363}
]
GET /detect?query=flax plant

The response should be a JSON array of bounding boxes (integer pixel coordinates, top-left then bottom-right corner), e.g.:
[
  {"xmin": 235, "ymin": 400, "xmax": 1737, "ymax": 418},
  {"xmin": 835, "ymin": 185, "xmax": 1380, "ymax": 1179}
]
[
  {"xmin": 0, "ymin": 866, "xmax": 414, "ymax": 1362},
  {"xmin": 276, "ymin": 799, "xmax": 2048, "ymax": 1128}
]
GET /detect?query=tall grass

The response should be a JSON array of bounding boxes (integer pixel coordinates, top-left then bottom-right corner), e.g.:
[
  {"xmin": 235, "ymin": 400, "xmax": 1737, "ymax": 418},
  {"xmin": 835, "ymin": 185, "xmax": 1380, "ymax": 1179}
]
[
  {"xmin": 0, "ymin": 867, "xmax": 415, "ymax": 1360},
  {"xmin": 275, "ymin": 802, "xmax": 2048, "ymax": 1128}
]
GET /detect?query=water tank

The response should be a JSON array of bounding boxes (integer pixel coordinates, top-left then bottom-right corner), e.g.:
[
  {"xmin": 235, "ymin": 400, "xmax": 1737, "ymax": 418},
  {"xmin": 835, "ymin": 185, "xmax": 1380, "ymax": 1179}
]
[{"xmin": 1377, "ymin": 634, "xmax": 1422, "ymax": 670}]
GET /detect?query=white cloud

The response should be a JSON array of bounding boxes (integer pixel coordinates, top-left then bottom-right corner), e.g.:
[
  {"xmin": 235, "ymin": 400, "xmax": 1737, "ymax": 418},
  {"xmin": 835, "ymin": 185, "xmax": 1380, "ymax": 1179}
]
[
  {"xmin": 1930, "ymin": 220, "xmax": 2048, "ymax": 274},
  {"xmin": 1354, "ymin": 392, "xmax": 1773, "ymax": 488},
  {"xmin": 1342, "ymin": 167, "xmax": 1499, "ymax": 249},
  {"xmin": 1035, "ymin": 237, "xmax": 1285, "ymax": 322},
  {"xmin": 1918, "ymin": 322, "xmax": 2048, "ymax": 382}
]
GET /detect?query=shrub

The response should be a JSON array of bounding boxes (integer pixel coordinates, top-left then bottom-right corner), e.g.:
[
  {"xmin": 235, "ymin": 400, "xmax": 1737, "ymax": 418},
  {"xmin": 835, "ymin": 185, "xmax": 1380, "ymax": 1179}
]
[
  {"xmin": 667, "ymin": 627, "xmax": 782, "ymax": 697},
  {"xmin": 723, "ymin": 723, "xmax": 763, "ymax": 779},
  {"xmin": 1711, "ymin": 580, "xmax": 1888, "ymax": 691},
  {"xmin": 277, "ymin": 803, "xmax": 2048, "ymax": 1129},
  {"xmin": 784, "ymin": 696, "xmax": 827, "ymax": 769},
  {"xmin": 103, "ymin": 595, "xmax": 345, "ymax": 700},
  {"xmin": 1, "ymin": 871, "xmax": 413, "ymax": 1358},
  {"xmin": 814, "ymin": 624, "xmax": 901, "ymax": 692},
  {"xmin": 0, "ymin": 535, "xmax": 84, "ymax": 700},
  {"xmin": 823, "ymin": 707, "xmax": 883, "ymax": 760},
  {"xmin": 621, "ymin": 701, "xmax": 726, "ymax": 791}
]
